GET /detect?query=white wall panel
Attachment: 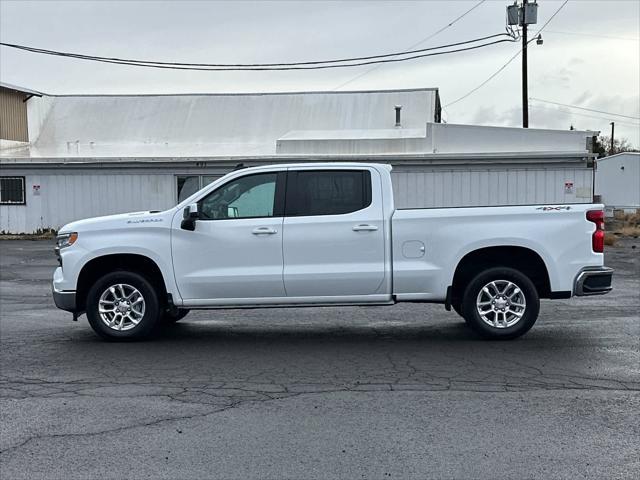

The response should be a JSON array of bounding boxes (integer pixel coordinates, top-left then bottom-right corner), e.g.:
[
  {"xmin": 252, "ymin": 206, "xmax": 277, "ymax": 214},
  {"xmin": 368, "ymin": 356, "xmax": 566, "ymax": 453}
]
[
  {"xmin": 391, "ymin": 168, "xmax": 594, "ymax": 208},
  {"xmin": 2, "ymin": 166, "xmax": 595, "ymax": 233},
  {"xmin": 1, "ymin": 173, "xmax": 175, "ymax": 233},
  {"xmin": 595, "ymin": 153, "xmax": 639, "ymax": 208}
]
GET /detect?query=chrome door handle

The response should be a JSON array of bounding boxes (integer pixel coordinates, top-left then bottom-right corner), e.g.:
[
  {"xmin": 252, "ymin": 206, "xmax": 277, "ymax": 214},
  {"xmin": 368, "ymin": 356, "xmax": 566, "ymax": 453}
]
[
  {"xmin": 352, "ymin": 224, "xmax": 378, "ymax": 232},
  {"xmin": 252, "ymin": 227, "xmax": 278, "ymax": 235}
]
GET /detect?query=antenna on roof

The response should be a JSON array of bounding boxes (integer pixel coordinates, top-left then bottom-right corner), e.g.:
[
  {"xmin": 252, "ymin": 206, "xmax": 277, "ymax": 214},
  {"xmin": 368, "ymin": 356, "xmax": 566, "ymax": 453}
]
[{"xmin": 233, "ymin": 163, "xmax": 247, "ymax": 170}]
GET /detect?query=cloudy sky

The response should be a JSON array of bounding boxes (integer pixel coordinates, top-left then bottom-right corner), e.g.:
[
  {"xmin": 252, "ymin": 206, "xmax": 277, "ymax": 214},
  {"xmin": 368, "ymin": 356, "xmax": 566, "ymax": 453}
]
[{"xmin": 1, "ymin": 0, "xmax": 638, "ymax": 144}]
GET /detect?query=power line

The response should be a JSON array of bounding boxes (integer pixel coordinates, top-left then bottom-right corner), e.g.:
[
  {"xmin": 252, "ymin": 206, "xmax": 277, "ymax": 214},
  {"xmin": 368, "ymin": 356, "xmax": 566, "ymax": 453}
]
[
  {"xmin": 529, "ymin": 98, "xmax": 640, "ymax": 120},
  {"xmin": 444, "ymin": 0, "xmax": 569, "ymax": 108},
  {"xmin": 529, "ymin": 105, "xmax": 640, "ymax": 127},
  {"xmin": 334, "ymin": 0, "xmax": 488, "ymax": 90},
  {"xmin": 0, "ymin": 33, "xmax": 510, "ymax": 68},
  {"xmin": 0, "ymin": 37, "xmax": 515, "ymax": 71},
  {"xmin": 443, "ymin": 49, "xmax": 521, "ymax": 108}
]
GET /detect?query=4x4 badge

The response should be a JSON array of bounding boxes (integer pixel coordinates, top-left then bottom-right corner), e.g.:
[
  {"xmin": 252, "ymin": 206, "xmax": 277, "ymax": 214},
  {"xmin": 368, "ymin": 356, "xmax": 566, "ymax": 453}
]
[{"xmin": 536, "ymin": 206, "xmax": 571, "ymax": 211}]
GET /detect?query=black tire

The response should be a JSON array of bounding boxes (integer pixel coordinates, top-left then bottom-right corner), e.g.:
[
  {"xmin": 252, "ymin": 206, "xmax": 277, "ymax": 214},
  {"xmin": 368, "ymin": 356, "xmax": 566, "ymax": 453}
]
[
  {"xmin": 453, "ymin": 302, "xmax": 472, "ymax": 325},
  {"xmin": 452, "ymin": 301, "xmax": 464, "ymax": 318},
  {"xmin": 86, "ymin": 270, "xmax": 161, "ymax": 341},
  {"xmin": 461, "ymin": 267, "xmax": 539, "ymax": 340},
  {"xmin": 162, "ymin": 308, "xmax": 190, "ymax": 324}
]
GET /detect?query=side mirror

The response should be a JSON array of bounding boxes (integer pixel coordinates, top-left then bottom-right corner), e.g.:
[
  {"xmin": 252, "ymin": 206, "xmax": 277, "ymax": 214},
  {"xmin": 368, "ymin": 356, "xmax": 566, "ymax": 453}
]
[{"xmin": 181, "ymin": 204, "xmax": 199, "ymax": 231}]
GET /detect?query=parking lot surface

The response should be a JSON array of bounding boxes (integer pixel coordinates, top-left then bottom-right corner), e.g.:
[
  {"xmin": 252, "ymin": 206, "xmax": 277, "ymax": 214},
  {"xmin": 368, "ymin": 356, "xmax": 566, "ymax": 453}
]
[{"xmin": 1, "ymin": 238, "xmax": 638, "ymax": 479}]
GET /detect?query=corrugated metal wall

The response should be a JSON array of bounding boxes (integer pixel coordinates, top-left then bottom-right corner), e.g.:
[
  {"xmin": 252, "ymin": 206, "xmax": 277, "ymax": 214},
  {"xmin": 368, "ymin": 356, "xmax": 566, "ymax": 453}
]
[
  {"xmin": 391, "ymin": 168, "xmax": 594, "ymax": 208},
  {"xmin": 0, "ymin": 173, "xmax": 175, "ymax": 233},
  {"xmin": 0, "ymin": 166, "xmax": 594, "ymax": 233},
  {"xmin": 0, "ymin": 88, "xmax": 29, "ymax": 142}
]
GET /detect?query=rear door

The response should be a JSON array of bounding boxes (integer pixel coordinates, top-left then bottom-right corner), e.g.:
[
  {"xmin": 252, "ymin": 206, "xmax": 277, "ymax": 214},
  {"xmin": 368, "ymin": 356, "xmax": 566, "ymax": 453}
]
[{"xmin": 282, "ymin": 167, "xmax": 386, "ymax": 297}]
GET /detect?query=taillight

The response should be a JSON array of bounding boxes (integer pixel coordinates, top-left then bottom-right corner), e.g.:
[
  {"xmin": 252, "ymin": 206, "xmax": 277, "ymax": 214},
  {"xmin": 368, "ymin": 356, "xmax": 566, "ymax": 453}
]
[{"xmin": 587, "ymin": 210, "xmax": 605, "ymax": 253}]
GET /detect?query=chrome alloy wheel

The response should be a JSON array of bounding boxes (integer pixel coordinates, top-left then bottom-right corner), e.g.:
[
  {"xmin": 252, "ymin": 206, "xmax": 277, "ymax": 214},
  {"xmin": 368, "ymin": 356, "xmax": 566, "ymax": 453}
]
[
  {"xmin": 98, "ymin": 283, "xmax": 145, "ymax": 331},
  {"xmin": 476, "ymin": 280, "xmax": 526, "ymax": 329}
]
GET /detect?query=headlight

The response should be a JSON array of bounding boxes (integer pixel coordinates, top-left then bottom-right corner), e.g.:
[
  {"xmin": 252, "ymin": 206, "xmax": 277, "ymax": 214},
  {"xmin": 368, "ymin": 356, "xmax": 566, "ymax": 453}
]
[{"xmin": 56, "ymin": 232, "xmax": 78, "ymax": 249}]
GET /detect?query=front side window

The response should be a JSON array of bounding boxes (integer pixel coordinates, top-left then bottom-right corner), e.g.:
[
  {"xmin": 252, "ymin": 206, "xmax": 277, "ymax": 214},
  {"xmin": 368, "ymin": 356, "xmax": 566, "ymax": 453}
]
[
  {"xmin": 286, "ymin": 170, "xmax": 371, "ymax": 216},
  {"xmin": 199, "ymin": 173, "xmax": 278, "ymax": 220},
  {"xmin": 0, "ymin": 177, "xmax": 26, "ymax": 205}
]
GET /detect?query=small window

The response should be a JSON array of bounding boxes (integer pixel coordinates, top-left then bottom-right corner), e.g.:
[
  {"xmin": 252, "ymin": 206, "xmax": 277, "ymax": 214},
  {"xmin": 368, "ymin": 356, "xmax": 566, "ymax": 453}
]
[
  {"xmin": 199, "ymin": 173, "xmax": 279, "ymax": 220},
  {"xmin": 0, "ymin": 177, "xmax": 26, "ymax": 205},
  {"xmin": 202, "ymin": 175, "xmax": 219, "ymax": 187},
  {"xmin": 286, "ymin": 170, "xmax": 371, "ymax": 216},
  {"xmin": 176, "ymin": 175, "xmax": 223, "ymax": 202},
  {"xmin": 177, "ymin": 176, "xmax": 201, "ymax": 203}
]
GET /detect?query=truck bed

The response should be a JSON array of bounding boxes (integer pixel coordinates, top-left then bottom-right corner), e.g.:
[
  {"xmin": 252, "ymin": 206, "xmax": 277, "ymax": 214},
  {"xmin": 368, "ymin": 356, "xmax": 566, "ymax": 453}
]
[{"xmin": 390, "ymin": 203, "xmax": 603, "ymax": 301}]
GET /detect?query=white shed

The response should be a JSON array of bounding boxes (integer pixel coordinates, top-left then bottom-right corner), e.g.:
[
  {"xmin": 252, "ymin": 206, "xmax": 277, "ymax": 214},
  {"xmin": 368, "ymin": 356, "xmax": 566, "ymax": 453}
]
[{"xmin": 595, "ymin": 152, "xmax": 640, "ymax": 211}]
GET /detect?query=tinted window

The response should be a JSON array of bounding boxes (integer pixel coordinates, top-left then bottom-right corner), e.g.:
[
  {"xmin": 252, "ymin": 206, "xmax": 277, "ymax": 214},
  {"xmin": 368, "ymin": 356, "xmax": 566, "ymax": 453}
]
[
  {"xmin": 286, "ymin": 170, "xmax": 371, "ymax": 216},
  {"xmin": 199, "ymin": 173, "xmax": 278, "ymax": 220}
]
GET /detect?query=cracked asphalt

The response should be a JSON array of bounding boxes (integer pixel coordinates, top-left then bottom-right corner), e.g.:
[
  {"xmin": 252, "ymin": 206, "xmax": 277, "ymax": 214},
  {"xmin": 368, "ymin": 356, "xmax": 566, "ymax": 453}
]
[{"xmin": 1, "ymin": 238, "xmax": 639, "ymax": 479}]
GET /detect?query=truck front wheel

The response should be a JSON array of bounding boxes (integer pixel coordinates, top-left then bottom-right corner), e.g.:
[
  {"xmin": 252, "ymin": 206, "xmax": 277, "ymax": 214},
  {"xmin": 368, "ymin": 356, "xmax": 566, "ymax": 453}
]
[
  {"xmin": 86, "ymin": 271, "xmax": 161, "ymax": 341},
  {"xmin": 461, "ymin": 267, "xmax": 539, "ymax": 340}
]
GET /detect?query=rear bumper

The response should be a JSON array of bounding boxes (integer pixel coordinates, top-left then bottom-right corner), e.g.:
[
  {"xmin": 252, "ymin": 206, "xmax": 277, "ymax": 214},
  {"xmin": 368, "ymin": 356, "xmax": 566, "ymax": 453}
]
[
  {"xmin": 574, "ymin": 267, "xmax": 613, "ymax": 296},
  {"xmin": 52, "ymin": 285, "xmax": 78, "ymax": 312}
]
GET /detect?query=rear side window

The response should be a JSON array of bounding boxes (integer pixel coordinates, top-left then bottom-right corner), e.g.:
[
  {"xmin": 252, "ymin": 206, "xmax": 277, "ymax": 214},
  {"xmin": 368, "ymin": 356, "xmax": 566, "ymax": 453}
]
[{"xmin": 286, "ymin": 170, "xmax": 371, "ymax": 216}]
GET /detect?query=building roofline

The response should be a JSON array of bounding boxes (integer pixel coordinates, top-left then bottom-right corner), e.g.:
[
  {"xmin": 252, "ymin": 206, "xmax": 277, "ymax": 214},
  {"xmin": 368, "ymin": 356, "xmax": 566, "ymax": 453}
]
[
  {"xmin": 0, "ymin": 82, "xmax": 44, "ymax": 97},
  {"xmin": 38, "ymin": 87, "xmax": 439, "ymax": 98},
  {"xmin": 0, "ymin": 150, "xmax": 593, "ymax": 167},
  {"xmin": 597, "ymin": 152, "xmax": 640, "ymax": 161}
]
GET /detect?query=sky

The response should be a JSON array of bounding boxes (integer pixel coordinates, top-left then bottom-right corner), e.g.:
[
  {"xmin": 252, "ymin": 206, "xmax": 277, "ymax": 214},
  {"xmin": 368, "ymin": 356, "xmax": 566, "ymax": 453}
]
[{"xmin": 1, "ymin": 0, "xmax": 639, "ymax": 145}]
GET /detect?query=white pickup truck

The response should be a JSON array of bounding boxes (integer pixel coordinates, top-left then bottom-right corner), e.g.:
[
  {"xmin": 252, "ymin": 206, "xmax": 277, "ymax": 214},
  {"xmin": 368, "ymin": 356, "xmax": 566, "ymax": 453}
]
[{"xmin": 53, "ymin": 163, "xmax": 612, "ymax": 341}]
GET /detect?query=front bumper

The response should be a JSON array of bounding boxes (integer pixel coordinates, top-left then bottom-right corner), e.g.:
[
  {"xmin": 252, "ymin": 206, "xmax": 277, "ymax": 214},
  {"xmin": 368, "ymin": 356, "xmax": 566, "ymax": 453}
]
[
  {"xmin": 574, "ymin": 267, "xmax": 613, "ymax": 296},
  {"xmin": 52, "ymin": 285, "xmax": 78, "ymax": 312}
]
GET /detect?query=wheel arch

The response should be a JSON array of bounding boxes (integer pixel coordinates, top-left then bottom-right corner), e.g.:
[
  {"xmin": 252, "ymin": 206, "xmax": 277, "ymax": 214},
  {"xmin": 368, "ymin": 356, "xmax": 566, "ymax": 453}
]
[
  {"xmin": 76, "ymin": 253, "xmax": 168, "ymax": 311},
  {"xmin": 450, "ymin": 246, "xmax": 552, "ymax": 304}
]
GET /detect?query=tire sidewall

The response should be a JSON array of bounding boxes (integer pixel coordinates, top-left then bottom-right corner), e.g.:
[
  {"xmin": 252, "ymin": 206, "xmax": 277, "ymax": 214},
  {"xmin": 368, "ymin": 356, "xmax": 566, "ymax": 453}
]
[
  {"xmin": 86, "ymin": 271, "xmax": 160, "ymax": 341},
  {"xmin": 462, "ymin": 267, "xmax": 540, "ymax": 339}
]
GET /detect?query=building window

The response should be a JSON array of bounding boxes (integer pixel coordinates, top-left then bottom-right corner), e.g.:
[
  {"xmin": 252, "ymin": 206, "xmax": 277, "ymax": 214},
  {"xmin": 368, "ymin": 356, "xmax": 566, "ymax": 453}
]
[
  {"xmin": 176, "ymin": 175, "xmax": 222, "ymax": 203},
  {"xmin": 0, "ymin": 177, "xmax": 26, "ymax": 205}
]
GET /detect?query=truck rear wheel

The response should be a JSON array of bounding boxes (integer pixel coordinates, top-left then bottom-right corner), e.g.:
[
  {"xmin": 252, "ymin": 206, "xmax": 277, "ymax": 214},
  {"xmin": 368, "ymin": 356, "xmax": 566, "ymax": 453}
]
[
  {"xmin": 461, "ymin": 267, "xmax": 539, "ymax": 340},
  {"xmin": 86, "ymin": 271, "xmax": 160, "ymax": 341}
]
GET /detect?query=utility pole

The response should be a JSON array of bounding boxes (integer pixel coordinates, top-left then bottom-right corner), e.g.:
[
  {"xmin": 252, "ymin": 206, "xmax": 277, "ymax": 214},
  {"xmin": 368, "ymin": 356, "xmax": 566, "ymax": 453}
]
[
  {"xmin": 507, "ymin": 1, "xmax": 539, "ymax": 128},
  {"xmin": 610, "ymin": 122, "xmax": 615, "ymax": 155},
  {"xmin": 521, "ymin": 0, "xmax": 529, "ymax": 128}
]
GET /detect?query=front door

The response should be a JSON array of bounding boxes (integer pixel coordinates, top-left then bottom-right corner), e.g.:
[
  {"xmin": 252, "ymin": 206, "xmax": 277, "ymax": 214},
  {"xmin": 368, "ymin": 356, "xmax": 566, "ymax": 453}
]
[
  {"xmin": 172, "ymin": 171, "xmax": 286, "ymax": 302},
  {"xmin": 282, "ymin": 168, "xmax": 386, "ymax": 298}
]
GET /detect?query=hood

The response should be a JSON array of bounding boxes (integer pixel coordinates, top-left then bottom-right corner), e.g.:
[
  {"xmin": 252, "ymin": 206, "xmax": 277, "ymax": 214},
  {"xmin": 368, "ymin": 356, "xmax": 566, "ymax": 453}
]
[{"xmin": 59, "ymin": 210, "xmax": 168, "ymax": 233}]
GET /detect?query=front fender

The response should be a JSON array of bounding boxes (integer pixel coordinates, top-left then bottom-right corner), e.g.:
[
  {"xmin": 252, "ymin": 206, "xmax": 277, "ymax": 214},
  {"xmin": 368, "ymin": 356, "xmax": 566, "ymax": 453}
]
[{"xmin": 56, "ymin": 226, "xmax": 181, "ymax": 303}]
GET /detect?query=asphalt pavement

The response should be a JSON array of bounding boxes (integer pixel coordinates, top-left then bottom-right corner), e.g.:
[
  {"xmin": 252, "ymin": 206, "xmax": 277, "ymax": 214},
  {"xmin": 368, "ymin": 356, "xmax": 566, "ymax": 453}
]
[{"xmin": 0, "ymin": 238, "xmax": 638, "ymax": 479}]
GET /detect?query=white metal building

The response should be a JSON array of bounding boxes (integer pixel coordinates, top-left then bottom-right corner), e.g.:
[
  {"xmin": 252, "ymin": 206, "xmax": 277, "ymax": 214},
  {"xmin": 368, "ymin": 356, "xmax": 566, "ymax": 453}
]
[
  {"xmin": 595, "ymin": 152, "xmax": 640, "ymax": 212},
  {"xmin": 1, "ymin": 86, "xmax": 597, "ymax": 233}
]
